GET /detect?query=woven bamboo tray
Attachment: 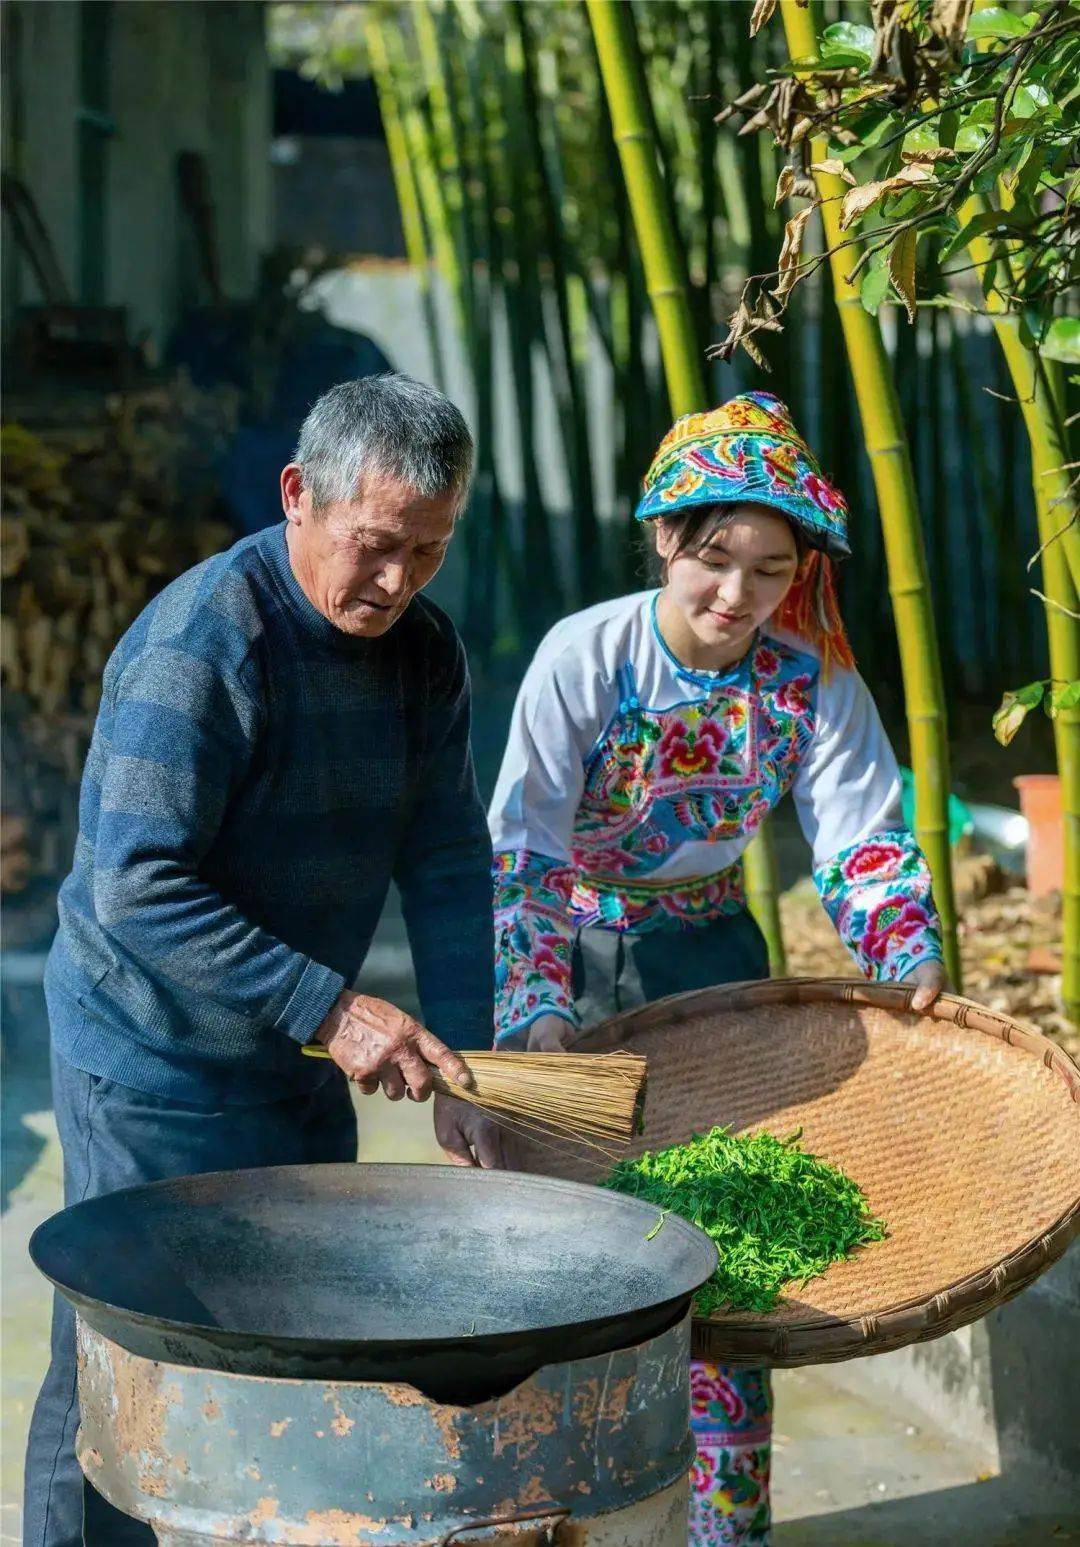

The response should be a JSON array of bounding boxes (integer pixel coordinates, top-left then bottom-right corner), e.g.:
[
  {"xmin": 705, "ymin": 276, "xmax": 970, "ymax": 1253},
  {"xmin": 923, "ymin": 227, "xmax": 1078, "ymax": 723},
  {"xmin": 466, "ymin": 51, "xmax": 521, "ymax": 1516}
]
[{"xmin": 513, "ymin": 979, "xmax": 1080, "ymax": 1368}]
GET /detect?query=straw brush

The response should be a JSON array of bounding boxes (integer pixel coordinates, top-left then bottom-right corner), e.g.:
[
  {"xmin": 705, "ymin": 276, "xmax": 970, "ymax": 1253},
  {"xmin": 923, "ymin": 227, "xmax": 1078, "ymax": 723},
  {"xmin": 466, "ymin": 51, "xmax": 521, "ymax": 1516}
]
[{"xmin": 301, "ymin": 1045, "xmax": 648, "ymax": 1151}]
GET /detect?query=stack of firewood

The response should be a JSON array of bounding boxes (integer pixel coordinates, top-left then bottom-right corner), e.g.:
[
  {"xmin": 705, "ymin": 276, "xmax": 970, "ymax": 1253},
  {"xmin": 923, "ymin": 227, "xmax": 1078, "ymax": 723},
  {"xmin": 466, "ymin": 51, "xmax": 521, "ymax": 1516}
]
[{"xmin": 1, "ymin": 375, "xmax": 236, "ymax": 897}]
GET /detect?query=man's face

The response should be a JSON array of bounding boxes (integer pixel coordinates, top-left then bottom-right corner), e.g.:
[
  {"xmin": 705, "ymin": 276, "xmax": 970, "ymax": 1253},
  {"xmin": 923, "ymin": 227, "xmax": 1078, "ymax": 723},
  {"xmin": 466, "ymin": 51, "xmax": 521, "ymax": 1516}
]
[{"xmin": 283, "ymin": 467, "xmax": 459, "ymax": 638}]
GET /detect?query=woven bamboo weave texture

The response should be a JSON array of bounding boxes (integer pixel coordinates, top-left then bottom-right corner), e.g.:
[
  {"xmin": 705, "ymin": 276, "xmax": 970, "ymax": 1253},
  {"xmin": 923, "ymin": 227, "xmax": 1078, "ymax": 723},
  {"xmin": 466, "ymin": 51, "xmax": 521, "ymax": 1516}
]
[{"xmin": 514, "ymin": 979, "xmax": 1080, "ymax": 1367}]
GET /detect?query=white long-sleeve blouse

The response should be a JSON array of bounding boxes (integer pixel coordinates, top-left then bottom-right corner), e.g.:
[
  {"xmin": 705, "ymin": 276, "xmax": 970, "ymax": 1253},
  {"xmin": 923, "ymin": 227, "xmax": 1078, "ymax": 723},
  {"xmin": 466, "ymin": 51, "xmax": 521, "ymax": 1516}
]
[{"xmin": 488, "ymin": 590, "xmax": 943, "ymax": 1043}]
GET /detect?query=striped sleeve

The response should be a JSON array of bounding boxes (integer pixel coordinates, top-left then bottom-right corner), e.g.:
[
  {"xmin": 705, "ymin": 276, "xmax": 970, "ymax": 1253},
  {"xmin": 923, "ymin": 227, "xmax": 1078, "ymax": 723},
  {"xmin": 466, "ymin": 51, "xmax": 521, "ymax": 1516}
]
[{"xmin": 92, "ymin": 635, "xmax": 345, "ymax": 1043}]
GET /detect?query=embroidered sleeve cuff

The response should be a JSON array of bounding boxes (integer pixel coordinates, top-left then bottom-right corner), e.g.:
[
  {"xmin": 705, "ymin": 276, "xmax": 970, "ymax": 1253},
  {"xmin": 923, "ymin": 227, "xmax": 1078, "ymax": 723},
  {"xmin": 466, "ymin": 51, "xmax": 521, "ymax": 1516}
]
[
  {"xmin": 493, "ymin": 848, "xmax": 578, "ymax": 1045},
  {"xmin": 813, "ymin": 827, "xmax": 944, "ymax": 983},
  {"xmin": 275, "ymin": 958, "xmax": 348, "ymax": 1045}
]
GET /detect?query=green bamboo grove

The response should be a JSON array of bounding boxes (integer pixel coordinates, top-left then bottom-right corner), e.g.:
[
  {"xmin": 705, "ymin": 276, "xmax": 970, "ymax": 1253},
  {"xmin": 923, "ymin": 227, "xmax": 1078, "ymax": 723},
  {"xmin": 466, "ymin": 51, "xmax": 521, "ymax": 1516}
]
[{"xmin": 329, "ymin": 0, "xmax": 1066, "ymax": 987}]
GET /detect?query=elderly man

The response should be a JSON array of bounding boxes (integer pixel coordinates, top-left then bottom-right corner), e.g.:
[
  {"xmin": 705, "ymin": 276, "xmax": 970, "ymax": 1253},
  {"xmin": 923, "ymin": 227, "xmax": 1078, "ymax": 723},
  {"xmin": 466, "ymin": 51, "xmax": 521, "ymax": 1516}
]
[{"xmin": 24, "ymin": 374, "xmax": 501, "ymax": 1547}]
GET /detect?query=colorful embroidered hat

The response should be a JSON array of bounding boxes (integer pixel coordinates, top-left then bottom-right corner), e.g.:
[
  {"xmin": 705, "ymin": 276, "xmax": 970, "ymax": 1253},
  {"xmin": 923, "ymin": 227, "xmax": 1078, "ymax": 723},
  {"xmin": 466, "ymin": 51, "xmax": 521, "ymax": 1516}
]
[{"xmin": 634, "ymin": 390, "xmax": 851, "ymax": 559}]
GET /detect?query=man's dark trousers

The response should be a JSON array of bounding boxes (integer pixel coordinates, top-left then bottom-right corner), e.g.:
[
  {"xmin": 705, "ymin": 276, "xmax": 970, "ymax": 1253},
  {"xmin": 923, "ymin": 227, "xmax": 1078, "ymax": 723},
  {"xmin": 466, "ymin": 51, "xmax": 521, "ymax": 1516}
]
[{"xmin": 23, "ymin": 1048, "xmax": 358, "ymax": 1547}]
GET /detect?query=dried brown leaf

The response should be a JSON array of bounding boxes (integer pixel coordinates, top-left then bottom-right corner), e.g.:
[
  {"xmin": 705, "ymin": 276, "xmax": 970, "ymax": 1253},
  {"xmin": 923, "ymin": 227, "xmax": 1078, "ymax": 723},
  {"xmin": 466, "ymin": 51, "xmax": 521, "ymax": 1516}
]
[
  {"xmin": 775, "ymin": 166, "xmax": 796, "ymax": 207},
  {"xmin": 901, "ymin": 147, "xmax": 959, "ymax": 164},
  {"xmin": 840, "ymin": 179, "xmax": 891, "ymax": 229},
  {"xmin": 928, "ymin": 0, "xmax": 974, "ymax": 48},
  {"xmin": 811, "ymin": 158, "xmax": 858, "ymax": 187},
  {"xmin": 774, "ymin": 206, "xmax": 816, "ymax": 300},
  {"xmin": 739, "ymin": 108, "xmax": 773, "ymax": 137},
  {"xmin": 839, "ymin": 163, "xmax": 933, "ymax": 231},
  {"xmin": 888, "ymin": 226, "xmax": 918, "ymax": 322},
  {"xmin": 749, "ymin": 0, "xmax": 779, "ymax": 38},
  {"xmin": 740, "ymin": 332, "xmax": 771, "ymax": 371}
]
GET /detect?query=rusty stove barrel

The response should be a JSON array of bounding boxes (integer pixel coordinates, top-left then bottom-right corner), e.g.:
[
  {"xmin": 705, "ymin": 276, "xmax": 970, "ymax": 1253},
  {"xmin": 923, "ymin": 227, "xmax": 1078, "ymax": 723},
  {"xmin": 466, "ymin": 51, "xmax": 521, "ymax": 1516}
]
[{"xmin": 76, "ymin": 1312, "xmax": 694, "ymax": 1545}]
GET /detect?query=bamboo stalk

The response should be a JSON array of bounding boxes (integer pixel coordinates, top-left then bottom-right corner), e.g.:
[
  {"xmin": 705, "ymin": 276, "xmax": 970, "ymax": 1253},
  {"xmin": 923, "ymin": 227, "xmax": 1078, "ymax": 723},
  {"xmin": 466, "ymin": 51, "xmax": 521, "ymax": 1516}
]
[
  {"xmin": 493, "ymin": 5, "xmax": 565, "ymax": 638},
  {"xmin": 961, "ymin": 1, "xmax": 1077, "ymax": 1019},
  {"xmin": 588, "ymin": 0, "xmax": 786, "ymax": 977},
  {"xmin": 513, "ymin": 1, "xmax": 602, "ymax": 607},
  {"xmin": 962, "ymin": 212, "xmax": 1080, "ymax": 1022},
  {"xmin": 780, "ymin": 0, "xmax": 961, "ymax": 990},
  {"xmin": 364, "ymin": 11, "xmax": 446, "ymax": 390}
]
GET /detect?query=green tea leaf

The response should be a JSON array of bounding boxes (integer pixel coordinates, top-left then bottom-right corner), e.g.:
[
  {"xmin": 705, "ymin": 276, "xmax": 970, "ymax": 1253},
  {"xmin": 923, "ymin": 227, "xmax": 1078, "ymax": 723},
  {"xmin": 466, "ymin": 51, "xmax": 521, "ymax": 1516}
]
[{"xmin": 608, "ymin": 1126, "xmax": 886, "ymax": 1316}]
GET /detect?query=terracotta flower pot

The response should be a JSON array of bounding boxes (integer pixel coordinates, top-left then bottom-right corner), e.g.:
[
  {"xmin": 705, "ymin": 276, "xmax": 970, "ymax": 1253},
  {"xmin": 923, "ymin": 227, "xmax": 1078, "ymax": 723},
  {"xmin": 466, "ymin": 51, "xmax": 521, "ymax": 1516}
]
[{"xmin": 1013, "ymin": 774, "xmax": 1063, "ymax": 897}]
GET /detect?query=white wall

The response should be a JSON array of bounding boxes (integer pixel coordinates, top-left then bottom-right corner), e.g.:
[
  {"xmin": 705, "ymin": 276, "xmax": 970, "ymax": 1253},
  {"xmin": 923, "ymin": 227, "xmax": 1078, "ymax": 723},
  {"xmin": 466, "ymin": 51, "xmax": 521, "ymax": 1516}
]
[{"xmin": 2, "ymin": 1, "xmax": 272, "ymax": 351}]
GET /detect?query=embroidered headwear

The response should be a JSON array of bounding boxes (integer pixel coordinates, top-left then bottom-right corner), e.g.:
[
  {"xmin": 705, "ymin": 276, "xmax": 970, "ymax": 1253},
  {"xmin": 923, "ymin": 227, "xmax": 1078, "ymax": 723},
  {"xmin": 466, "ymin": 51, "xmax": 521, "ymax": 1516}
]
[
  {"xmin": 634, "ymin": 390, "xmax": 850, "ymax": 559},
  {"xmin": 636, "ymin": 391, "xmax": 855, "ymax": 673}
]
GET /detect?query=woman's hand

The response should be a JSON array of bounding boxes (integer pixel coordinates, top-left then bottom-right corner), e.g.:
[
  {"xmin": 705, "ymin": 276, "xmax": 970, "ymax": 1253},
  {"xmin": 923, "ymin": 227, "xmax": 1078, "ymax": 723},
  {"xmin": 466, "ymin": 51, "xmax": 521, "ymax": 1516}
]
[
  {"xmin": 901, "ymin": 959, "xmax": 949, "ymax": 1014},
  {"xmin": 498, "ymin": 1013, "xmax": 578, "ymax": 1053}
]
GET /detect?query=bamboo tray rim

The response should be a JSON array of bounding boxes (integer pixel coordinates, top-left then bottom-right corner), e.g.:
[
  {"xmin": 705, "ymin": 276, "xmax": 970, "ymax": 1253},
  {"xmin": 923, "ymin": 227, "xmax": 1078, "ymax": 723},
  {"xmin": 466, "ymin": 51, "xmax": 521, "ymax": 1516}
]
[{"xmin": 567, "ymin": 977, "xmax": 1080, "ymax": 1366}]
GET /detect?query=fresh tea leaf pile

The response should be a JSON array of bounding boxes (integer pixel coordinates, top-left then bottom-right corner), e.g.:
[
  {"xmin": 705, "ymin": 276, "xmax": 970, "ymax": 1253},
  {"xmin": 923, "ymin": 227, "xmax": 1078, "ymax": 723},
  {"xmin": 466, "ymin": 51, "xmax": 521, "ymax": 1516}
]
[{"xmin": 606, "ymin": 1126, "xmax": 886, "ymax": 1314}]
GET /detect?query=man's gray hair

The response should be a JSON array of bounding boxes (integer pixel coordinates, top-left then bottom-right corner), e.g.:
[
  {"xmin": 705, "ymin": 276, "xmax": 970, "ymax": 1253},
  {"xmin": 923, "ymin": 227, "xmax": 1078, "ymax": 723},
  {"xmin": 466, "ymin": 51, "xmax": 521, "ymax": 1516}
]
[{"xmin": 295, "ymin": 374, "xmax": 474, "ymax": 511}]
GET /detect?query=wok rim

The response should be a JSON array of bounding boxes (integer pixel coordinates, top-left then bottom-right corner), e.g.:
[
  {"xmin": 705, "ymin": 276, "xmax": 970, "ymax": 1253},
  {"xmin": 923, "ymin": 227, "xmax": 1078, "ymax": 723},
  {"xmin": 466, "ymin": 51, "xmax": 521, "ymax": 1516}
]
[{"xmin": 29, "ymin": 1161, "xmax": 718, "ymax": 1351}]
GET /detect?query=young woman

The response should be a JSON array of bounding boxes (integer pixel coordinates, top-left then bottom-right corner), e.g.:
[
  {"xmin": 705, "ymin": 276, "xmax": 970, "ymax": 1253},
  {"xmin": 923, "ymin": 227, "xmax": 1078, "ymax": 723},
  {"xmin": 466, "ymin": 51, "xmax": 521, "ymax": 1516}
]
[{"xmin": 488, "ymin": 392, "xmax": 946, "ymax": 1545}]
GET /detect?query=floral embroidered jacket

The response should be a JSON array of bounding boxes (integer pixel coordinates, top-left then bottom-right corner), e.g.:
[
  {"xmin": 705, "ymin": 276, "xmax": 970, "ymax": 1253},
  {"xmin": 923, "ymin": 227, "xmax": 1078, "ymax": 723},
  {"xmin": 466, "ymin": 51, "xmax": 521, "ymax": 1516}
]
[{"xmin": 488, "ymin": 591, "xmax": 944, "ymax": 1044}]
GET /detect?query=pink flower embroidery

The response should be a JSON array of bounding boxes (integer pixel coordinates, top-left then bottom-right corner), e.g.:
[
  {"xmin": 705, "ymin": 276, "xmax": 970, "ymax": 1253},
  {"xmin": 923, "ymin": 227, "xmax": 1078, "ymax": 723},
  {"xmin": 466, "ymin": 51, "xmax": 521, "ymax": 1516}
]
[
  {"xmin": 643, "ymin": 832, "xmax": 669, "ymax": 855},
  {"xmin": 753, "ymin": 644, "xmax": 781, "ymax": 680},
  {"xmin": 804, "ymin": 471, "xmax": 847, "ymax": 517},
  {"xmin": 743, "ymin": 796, "xmax": 771, "ymax": 833},
  {"xmin": 533, "ymin": 932, "xmax": 569, "ymax": 987},
  {"xmin": 862, "ymin": 897, "xmax": 931, "ymax": 965},
  {"xmin": 690, "ymin": 1363, "xmax": 748, "ymax": 1426},
  {"xmin": 774, "ymin": 674, "xmax": 812, "ymax": 716},
  {"xmin": 841, "ymin": 840, "xmax": 905, "ymax": 884},
  {"xmin": 657, "ymin": 718, "xmax": 726, "ymax": 778}
]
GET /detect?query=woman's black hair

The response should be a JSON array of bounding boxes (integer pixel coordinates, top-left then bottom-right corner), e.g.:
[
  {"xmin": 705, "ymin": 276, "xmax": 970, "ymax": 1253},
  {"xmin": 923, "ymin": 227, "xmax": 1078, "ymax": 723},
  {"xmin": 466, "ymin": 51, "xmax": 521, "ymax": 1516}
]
[{"xmin": 649, "ymin": 502, "xmax": 806, "ymax": 583}]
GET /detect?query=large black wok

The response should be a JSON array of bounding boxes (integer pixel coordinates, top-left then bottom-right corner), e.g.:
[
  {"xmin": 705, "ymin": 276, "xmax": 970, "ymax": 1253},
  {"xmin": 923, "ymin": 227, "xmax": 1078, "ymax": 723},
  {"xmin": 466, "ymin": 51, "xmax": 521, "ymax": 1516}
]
[{"xmin": 30, "ymin": 1163, "xmax": 715, "ymax": 1401}]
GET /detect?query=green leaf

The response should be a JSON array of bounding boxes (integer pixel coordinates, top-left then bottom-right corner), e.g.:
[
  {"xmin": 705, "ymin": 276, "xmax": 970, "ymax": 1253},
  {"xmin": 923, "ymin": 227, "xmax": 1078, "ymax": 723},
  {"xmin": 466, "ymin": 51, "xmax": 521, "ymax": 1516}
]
[
  {"xmin": 974, "ymin": 147, "xmax": 1017, "ymax": 194},
  {"xmin": 967, "ymin": 7, "xmax": 1028, "ymax": 39},
  {"xmin": 939, "ymin": 207, "xmax": 1003, "ymax": 262},
  {"xmin": 1040, "ymin": 318, "xmax": 1080, "ymax": 365},
  {"xmin": 1050, "ymin": 680, "xmax": 1080, "ymax": 714},
  {"xmin": 1010, "ymin": 86, "xmax": 1044, "ymax": 119},
  {"xmin": 903, "ymin": 123, "xmax": 944, "ymax": 155},
  {"xmin": 821, "ymin": 21, "xmax": 875, "ymax": 61},
  {"xmin": 1013, "ymin": 147, "xmax": 1047, "ymax": 203},
  {"xmin": 783, "ymin": 50, "xmax": 873, "ymax": 70},
  {"xmin": 956, "ymin": 122, "xmax": 990, "ymax": 153},
  {"xmin": 861, "ymin": 259, "xmax": 891, "ymax": 315}
]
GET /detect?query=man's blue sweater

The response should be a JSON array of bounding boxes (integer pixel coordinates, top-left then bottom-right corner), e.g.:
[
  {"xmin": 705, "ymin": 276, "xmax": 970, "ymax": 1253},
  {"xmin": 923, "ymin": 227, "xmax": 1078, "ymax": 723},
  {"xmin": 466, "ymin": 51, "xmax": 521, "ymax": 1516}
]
[{"xmin": 45, "ymin": 522, "xmax": 494, "ymax": 1104}]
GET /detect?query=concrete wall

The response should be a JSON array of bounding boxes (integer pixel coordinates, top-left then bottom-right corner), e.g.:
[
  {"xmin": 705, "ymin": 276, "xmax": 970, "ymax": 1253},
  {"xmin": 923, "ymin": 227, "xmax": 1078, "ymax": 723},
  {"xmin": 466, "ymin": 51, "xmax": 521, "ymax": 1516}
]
[
  {"xmin": 1, "ymin": 0, "xmax": 271, "ymax": 350},
  {"xmin": 823, "ymin": 1245, "xmax": 1079, "ymax": 1492}
]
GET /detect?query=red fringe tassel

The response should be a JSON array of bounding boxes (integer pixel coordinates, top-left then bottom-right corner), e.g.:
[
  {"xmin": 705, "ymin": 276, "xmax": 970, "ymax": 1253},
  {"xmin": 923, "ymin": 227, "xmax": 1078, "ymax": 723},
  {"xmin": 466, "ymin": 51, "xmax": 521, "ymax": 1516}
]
[{"xmin": 773, "ymin": 552, "xmax": 855, "ymax": 677}]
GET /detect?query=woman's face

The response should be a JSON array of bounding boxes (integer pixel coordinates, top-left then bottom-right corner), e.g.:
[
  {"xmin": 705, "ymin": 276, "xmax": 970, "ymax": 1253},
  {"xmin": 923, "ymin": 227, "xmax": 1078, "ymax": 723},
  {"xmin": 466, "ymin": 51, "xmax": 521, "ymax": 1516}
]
[{"xmin": 655, "ymin": 505, "xmax": 800, "ymax": 661}]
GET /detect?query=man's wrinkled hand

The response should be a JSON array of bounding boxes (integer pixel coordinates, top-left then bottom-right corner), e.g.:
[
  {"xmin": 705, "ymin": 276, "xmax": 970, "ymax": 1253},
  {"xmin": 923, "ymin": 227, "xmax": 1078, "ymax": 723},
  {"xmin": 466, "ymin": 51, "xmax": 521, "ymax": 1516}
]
[
  {"xmin": 434, "ymin": 1094, "xmax": 509, "ymax": 1169},
  {"xmin": 314, "ymin": 991, "xmax": 473, "ymax": 1101}
]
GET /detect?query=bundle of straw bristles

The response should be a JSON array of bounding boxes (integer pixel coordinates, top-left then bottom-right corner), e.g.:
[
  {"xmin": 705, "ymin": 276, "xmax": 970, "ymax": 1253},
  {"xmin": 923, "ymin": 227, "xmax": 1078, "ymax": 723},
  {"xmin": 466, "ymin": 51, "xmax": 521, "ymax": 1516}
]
[{"xmin": 304, "ymin": 1046, "xmax": 647, "ymax": 1153}]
